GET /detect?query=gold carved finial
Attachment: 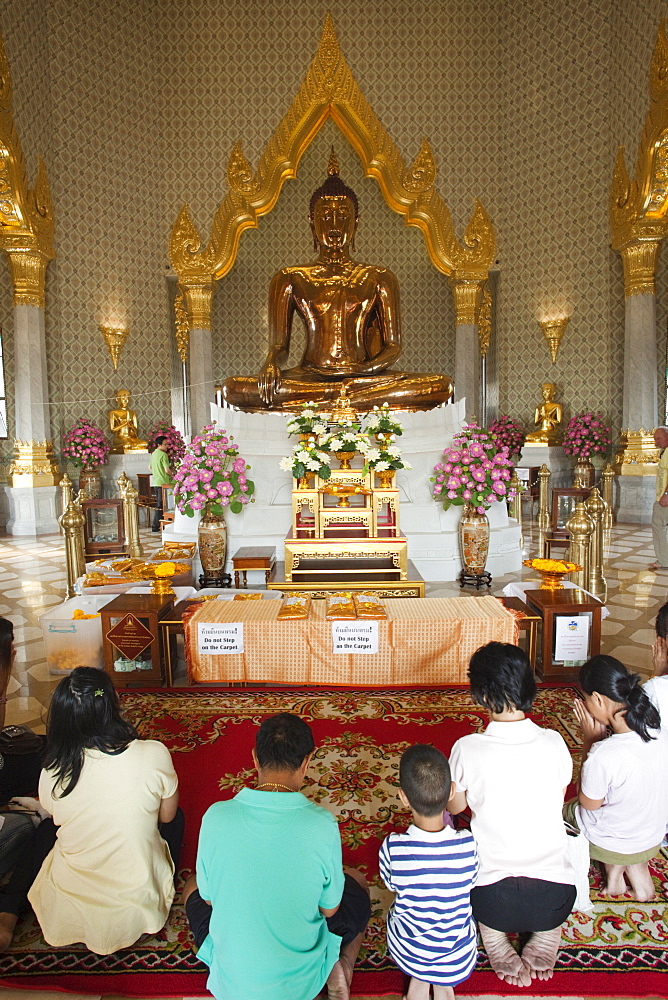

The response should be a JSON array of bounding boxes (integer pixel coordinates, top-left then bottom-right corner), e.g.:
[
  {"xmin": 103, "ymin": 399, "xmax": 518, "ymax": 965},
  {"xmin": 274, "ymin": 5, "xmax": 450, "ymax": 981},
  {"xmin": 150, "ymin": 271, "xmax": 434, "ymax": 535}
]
[
  {"xmin": 99, "ymin": 325, "xmax": 129, "ymax": 371},
  {"xmin": 610, "ymin": 21, "xmax": 668, "ymax": 295},
  {"xmin": 0, "ymin": 30, "xmax": 55, "ymax": 307},
  {"xmin": 327, "ymin": 147, "xmax": 339, "ymax": 175},
  {"xmin": 538, "ymin": 316, "xmax": 569, "ymax": 364}
]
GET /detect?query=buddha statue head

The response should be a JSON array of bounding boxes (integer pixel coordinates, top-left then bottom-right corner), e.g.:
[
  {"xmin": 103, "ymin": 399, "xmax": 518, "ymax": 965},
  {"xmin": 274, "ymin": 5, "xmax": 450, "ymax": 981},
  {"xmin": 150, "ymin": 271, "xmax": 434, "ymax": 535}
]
[{"xmin": 309, "ymin": 149, "xmax": 359, "ymax": 253}]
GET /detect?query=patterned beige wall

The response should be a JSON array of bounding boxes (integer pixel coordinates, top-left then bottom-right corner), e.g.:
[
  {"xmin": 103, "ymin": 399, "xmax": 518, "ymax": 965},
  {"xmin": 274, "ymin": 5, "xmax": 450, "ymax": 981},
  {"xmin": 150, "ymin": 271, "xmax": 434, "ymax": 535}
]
[{"xmin": 0, "ymin": 0, "xmax": 667, "ymax": 468}]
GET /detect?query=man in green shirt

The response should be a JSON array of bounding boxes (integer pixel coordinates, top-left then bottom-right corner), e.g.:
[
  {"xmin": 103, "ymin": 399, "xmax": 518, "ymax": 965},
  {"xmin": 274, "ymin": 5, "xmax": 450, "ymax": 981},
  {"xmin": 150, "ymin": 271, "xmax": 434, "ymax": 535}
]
[
  {"xmin": 149, "ymin": 435, "xmax": 174, "ymax": 532},
  {"xmin": 184, "ymin": 713, "xmax": 370, "ymax": 1000}
]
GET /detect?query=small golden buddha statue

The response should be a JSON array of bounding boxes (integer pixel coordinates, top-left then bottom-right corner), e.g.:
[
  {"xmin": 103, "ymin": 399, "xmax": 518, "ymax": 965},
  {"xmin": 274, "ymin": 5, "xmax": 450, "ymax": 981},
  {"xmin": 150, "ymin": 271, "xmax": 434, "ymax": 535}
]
[
  {"xmin": 525, "ymin": 382, "xmax": 563, "ymax": 445},
  {"xmin": 108, "ymin": 390, "xmax": 148, "ymax": 453},
  {"xmin": 222, "ymin": 152, "xmax": 452, "ymax": 411}
]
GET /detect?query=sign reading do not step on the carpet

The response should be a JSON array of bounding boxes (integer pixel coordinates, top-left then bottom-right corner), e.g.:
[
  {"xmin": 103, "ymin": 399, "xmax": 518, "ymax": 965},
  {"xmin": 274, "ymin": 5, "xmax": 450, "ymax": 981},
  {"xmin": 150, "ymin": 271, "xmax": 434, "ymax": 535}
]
[
  {"xmin": 198, "ymin": 623, "xmax": 244, "ymax": 654},
  {"xmin": 332, "ymin": 621, "xmax": 378, "ymax": 654}
]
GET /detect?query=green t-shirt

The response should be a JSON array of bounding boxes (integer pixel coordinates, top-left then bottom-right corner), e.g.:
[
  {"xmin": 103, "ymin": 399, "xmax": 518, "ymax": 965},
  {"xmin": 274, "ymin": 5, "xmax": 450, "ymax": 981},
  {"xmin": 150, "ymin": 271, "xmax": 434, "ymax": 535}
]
[
  {"xmin": 196, "ymin": 788, "xmax": 344, "ymax": 1000},
  {"xmin": 149, "ymin": 448, "xmax": 173, "ymax": 487}
]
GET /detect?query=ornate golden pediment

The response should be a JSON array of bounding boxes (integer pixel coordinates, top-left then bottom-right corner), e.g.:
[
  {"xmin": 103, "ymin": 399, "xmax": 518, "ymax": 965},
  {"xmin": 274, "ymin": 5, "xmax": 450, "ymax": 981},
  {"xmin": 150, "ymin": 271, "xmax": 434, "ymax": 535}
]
[
  {"xmin": 170, "ymin": 14, "xmax": 496, "ymax": 307},
  {"xmin": 611, "ymin": 20, "xmax": 668, "ymax": 249}
]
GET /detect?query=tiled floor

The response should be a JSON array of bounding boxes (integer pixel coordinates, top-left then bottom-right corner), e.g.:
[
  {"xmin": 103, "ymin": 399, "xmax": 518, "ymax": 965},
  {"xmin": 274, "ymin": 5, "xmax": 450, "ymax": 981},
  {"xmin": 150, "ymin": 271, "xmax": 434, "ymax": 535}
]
[{"xmin": 0, "ymin": 518, "xmax": 664, "ymax": 1000}]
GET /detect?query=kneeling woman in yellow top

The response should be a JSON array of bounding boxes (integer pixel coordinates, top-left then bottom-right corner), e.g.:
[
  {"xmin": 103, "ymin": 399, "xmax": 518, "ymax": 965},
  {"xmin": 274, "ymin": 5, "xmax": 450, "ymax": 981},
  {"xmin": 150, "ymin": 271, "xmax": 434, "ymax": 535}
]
[{"xmin": 28, "ymin": 667, "xmax": 183, "ymax": 955}]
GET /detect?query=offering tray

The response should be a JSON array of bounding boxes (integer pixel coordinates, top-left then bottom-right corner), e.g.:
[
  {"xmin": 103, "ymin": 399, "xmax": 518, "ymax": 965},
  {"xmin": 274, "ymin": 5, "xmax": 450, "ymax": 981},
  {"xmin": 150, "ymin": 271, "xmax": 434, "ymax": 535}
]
[{"xmin": 319, "ymin": 483, "xmax": 372, "ymax": 508}]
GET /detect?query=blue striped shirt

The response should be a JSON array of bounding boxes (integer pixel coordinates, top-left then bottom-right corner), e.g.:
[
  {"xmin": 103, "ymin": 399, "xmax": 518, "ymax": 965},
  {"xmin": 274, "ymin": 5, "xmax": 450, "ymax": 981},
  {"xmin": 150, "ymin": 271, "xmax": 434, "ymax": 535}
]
[{"xmin": 379, "ymin": 824, "xmax": 479, "ymax": 985}]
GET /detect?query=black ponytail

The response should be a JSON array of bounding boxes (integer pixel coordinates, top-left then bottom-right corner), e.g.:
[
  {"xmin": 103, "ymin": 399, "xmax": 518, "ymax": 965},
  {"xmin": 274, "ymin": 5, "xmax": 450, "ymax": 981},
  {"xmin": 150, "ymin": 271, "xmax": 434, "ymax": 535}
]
[
  {"xmin": 656, "ymin": 602, "xmax": 668, "ymax": 640},
  {"xmin": 579, "ymin": 655, "xmax": 660, "ymax": 742}
]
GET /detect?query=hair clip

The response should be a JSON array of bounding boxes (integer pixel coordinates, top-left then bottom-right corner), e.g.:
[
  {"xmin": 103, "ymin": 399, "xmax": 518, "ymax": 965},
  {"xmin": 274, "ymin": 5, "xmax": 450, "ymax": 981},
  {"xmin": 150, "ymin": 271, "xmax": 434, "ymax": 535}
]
[{"xmin": 94, "ymin": 689, "xmax": 104, "ymax": 697}]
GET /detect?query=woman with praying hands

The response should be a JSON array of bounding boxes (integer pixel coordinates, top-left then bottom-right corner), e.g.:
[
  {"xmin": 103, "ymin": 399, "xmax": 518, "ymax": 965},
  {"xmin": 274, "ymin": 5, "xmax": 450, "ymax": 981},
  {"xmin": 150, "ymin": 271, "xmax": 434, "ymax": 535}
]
[{"xmin": 28, "ymin": 667, "xmax": 184, "ymax": 955}]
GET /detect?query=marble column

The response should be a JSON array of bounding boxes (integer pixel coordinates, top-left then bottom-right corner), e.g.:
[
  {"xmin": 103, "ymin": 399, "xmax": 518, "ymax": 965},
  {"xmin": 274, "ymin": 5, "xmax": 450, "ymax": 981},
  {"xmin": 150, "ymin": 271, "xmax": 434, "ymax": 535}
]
[
  {"xmin": 184, "ymin": 282, "xmax": 214, "ymax": 438},
  {"xmin": 451, "ymin": 277, "xmax": 486, "ymax": 422},
  {"xmin": 615, "ymin": 240, "xmax": 661, "ymax": 524},
  {"xmin": 5, "ymin": 267, "xmax": 60, "ymax": 535}
]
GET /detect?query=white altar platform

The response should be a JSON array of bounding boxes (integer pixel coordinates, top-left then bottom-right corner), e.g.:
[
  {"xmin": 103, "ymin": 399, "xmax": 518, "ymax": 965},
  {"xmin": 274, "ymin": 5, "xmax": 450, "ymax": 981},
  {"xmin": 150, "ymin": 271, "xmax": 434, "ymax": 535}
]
[{"xmin": 163, "ymin": 401, "xmax": 522, "ymax": 583}]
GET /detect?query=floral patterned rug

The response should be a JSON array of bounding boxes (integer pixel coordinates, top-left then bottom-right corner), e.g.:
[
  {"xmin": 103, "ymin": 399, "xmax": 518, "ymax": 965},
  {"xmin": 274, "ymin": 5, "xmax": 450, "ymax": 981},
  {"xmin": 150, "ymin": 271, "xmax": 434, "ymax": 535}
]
[{"xmin": 0, "ymin": 686, "xmax": 666, "ymax": 997}]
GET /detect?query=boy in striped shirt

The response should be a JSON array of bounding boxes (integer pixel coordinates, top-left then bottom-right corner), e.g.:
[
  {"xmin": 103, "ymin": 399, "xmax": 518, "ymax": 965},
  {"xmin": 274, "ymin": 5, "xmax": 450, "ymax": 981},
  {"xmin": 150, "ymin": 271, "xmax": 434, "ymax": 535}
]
[{"xmin": 379, "ymin": 745, "xmax": 479, "ymax": 1000}]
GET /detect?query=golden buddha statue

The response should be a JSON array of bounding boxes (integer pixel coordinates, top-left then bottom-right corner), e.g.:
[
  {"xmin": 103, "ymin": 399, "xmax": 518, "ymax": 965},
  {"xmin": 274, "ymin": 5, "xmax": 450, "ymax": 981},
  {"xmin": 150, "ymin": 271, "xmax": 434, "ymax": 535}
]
[
  {"xmin": 525, "ymin": 382, "xmax": 563, "ymax": 445},
  {"xmin": 222, "ymin": 153, "xmax": 452, "ymax": 411},
  {"xmin": 108, "ymin": 390, "xmax": 148, "ymax": 453}
]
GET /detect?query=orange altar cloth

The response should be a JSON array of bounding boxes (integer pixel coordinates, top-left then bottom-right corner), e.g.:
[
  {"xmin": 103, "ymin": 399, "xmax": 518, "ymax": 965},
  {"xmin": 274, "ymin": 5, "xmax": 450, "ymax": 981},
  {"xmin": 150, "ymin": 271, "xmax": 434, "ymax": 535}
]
[{"xmin": 183, "ymin": 596, "xmax": 515, "ymax": 686}]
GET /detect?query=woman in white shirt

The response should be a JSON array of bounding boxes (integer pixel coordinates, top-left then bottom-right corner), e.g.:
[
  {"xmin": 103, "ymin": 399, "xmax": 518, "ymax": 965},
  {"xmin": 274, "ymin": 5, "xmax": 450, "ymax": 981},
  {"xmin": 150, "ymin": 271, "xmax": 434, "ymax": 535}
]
[
  {"xmin": 28, "ymin": 667, "xmax": 183, "ymax": 955},
  {"xmin": 571, "ymin": 655, "xmax": 665, "ymax": 902},
  {"xmin": 448, "ymin": 643, "xmax": 575, "ymax": 988},
  {"xmin": 645, "ymin": 602, "xmax": 668, "ymax": 735}
]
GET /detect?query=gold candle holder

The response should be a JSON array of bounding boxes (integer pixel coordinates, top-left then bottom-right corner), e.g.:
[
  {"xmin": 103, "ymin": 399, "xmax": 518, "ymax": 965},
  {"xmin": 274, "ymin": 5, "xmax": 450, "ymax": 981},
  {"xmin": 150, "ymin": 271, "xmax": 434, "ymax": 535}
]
[
  {"xmin": 538, "ymin": 316, "xmax": 569, "ymax": 364},
  {"xmin": 100, "ymin": 324, "xmax": 129, "ymax": 371}
]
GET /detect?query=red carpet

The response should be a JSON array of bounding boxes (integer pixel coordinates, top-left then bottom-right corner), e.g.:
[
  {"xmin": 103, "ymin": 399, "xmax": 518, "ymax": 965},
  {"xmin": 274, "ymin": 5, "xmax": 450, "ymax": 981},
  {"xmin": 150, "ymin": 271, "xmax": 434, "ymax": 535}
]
[{"xmin": 0, "ymin": 685, "xmax": 666, "ymax": 997}]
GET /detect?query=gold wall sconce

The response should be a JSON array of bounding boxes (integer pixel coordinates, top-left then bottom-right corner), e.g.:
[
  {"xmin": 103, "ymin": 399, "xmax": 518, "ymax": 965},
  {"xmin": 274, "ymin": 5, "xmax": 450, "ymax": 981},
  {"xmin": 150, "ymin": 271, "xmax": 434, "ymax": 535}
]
[
  {"xmin": 538, "ymin": 316, "xmax": 569, "ymax": 364},
  {"xmin": 100, "ymin": 324, "xmax": 129, "ymax": 371}
]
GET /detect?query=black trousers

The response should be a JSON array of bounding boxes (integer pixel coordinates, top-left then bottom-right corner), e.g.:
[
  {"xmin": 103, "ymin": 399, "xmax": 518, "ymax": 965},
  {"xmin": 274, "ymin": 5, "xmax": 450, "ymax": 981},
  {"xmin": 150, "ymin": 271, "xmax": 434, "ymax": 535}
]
[
  {"xmin": 152, "ymin": 486, "xmax": 163, "ymax": 531},
  {"xmin": 0, "ymin": 806, "xmax": 185, "ymax": 917}
]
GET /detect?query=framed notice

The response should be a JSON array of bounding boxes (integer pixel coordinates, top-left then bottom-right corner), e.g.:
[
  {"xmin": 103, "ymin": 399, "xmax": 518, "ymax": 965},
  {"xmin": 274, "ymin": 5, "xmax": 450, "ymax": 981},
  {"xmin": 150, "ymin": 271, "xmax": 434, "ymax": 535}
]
[{"xmin": 554, "ymin": 614, "xmax": 590, "ymax": 664}]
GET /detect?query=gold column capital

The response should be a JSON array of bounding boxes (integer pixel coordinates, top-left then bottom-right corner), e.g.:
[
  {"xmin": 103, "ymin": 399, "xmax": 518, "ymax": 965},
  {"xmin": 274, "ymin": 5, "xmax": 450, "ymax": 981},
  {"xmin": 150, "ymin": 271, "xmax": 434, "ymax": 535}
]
[
  {"xmin": 182, "ymin": 281, "xmax": 214, "ymax": 332},
  {"xmin": 9, "ymin": 439, "xmax": 60, "ymax": 487},
  {"xmin": 450, "ymin": 276, "xmax": 486, "ymax": 326},
  {"xmin": 613, "ymin": 428, "xmax": 660, "ymax": 474},
  {"xmin": 617, "ymin": 238, "xmax": 662, "ymax": 298},
  {"xmin": 4, "ymin": 246, "xmax": 51, "ymax": 308}
]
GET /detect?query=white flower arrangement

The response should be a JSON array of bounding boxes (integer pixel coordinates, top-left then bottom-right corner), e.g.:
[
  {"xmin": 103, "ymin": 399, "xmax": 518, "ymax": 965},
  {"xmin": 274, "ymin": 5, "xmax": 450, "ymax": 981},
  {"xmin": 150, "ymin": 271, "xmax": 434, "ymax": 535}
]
[
  {"xmin": 362, "ymin": 403, "xmax": 404, "ymax": 437},
  {"xmin": 280, "ymin": 442, "xmax": 332, "ymax": 481},
  {"xmin": 285, "ymin": 401, "xmax": 325, "ymax": 437}
]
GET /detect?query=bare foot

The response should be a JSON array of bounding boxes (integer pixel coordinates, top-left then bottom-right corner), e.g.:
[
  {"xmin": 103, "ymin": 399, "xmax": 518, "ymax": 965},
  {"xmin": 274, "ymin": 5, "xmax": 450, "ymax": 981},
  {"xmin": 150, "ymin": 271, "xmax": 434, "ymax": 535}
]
[
  {"xmin": 433, "ymin": 986, "xmax": 455, "ymax": 1000},
  {"xmin": 0, "ymin": 912, "xmax": 18, "ymax": 953},
  {"xmin": 406, "ymin": 977, "xmax": 431, "ymax": 1000},
  {"xmin": 326, "ymin": 959, "xmax": 349, "ymax": 1000},
  {"xmin": 626, "ymin": 862, "xmax": 655, "ymax": 902},
  {"xmin": 478, "ymin": 922, "xmax": 532, "ymax": 987},
  {"xmin": 604, "ymin": 864, "xmax": 628, "ymax": 896},
  {"xmin": 648, "ymin": 562, "xmax": 665, "ymax": 571},
  {"xmin": 521, "ymin": 926, "xmax": 562, "ymax": 981}
]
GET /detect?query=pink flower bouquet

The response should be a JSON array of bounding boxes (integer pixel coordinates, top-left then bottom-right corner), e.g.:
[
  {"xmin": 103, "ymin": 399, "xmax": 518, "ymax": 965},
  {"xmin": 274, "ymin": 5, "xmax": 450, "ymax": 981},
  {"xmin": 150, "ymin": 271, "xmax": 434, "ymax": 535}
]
[
  {"xmin": 173, "ymin": 423, "xmax": 255, "ymax": 517},
  {"xmin": 431, "ymin": 422, "xmax": 516, "ymax": 513},
  {"xmin": 562, "ymin": 412, "xmax": 611, "ymax": 459},
  {"xmin": 489, "ymin": 415, "xmax": 525, "ymax": 457},
  {"xmin": 147, "ymin": 421, "xmax": 186, "ymax": 466},
  {"xmin": 62, "ymin": 419, "xmax": 110, "ymax": 470}
]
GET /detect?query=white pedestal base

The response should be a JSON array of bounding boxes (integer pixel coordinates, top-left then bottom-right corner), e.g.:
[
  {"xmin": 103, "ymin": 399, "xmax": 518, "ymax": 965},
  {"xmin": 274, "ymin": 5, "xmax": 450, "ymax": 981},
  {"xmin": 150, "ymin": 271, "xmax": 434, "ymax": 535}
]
[
  {"xmin": 189, "ymin": 404, "xmax": 522, "ymax": 583},
  {"xmin": 616, "ymin": 475, "xmax": 654, "ymax": 524},
  {"xmin": 518, "ymin": 445, "xmax": 572, "ymax": 487},
  {"xmin": 102, "ymin": 454, "xmax": 151, "ymax": 496},
  {"xmin": 4, "ymin": 485, "xmax": 60, "ymax": 535}
]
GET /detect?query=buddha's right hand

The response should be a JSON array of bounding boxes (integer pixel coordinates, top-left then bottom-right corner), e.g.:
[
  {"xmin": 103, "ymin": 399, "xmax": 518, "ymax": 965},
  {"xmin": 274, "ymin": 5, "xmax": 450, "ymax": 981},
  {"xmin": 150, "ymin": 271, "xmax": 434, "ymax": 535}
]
[{"xmin": 258, "ymin": 361, "xmax": 282, "ymax": 405}]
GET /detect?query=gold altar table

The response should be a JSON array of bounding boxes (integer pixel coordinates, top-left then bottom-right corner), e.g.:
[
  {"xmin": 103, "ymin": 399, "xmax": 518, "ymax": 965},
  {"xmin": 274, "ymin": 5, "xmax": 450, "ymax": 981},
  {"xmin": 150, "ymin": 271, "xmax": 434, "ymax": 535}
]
[{"xmin": 183, "ymin": 597, "xmax": 515, "ymax": 686}]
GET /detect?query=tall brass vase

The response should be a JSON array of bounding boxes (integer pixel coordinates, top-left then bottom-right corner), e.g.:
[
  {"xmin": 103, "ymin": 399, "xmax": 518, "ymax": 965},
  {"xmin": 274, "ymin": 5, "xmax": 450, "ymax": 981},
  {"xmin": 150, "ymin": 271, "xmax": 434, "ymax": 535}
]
[
  {"xmin": 573, "ymin": 457, "xmax": 595, "ymax": 488},
  {"xmin": 79, "ymin": 467, "xmax": 102, "ymax": 498},
  {"xmin": 459, "ymin": 502, "xmax": 490, "ymax": 575},
  {"xmin": 198, "ymin": 506, "xmax": 228, "ymax": 576}
]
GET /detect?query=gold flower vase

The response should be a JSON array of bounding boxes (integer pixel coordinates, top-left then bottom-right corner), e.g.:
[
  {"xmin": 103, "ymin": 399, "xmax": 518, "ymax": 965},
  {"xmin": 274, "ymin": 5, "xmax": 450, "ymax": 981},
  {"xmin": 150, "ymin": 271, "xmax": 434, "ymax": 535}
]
[
  {"xmin": 376, "ymin": 469, "xmax": 395, "ymax": 489},
  {"xmin": 297, "ymin": 474, "xmax": 314, "ymax": 489},
  {"xmin": 198, "ymin": 506, "xmax": 228, "ymax": 576},
  {"xmin": 573, "ymin": 457, "xmax": 594, "ymax": 488},
  {"xmin": 335, "ymin": 450, "xmax": 355, "ymax": 470},
  {"xmin": 459, "ymin": 503, "xmax": 490, "ymax": 575},
  {"xmin": 79, "ymin": 467, "xmax": 102, "ymax": 499}
]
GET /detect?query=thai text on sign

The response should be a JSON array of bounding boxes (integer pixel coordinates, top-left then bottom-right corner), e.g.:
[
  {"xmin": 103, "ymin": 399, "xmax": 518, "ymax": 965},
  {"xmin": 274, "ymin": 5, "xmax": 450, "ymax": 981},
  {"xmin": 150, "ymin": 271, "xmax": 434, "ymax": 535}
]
[
  {"xmin": 331, "ymin": 621, "xmax": 379, "ymax": 654},
  {"xmin": 198, "ymin": 623, "xmax": 244, "ymax": 655}
]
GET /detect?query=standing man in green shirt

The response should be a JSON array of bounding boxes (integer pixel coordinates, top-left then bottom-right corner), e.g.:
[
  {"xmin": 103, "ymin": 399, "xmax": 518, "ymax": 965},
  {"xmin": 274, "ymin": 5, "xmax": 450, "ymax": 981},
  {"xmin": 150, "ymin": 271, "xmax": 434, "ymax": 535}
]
[
  {"xmin": 183, "ymin": 713, "xmax": 370, "ymax": 1000},
  {"xmin": 149, "ymin": 435, "xmax": 174, "ymax": 532}
]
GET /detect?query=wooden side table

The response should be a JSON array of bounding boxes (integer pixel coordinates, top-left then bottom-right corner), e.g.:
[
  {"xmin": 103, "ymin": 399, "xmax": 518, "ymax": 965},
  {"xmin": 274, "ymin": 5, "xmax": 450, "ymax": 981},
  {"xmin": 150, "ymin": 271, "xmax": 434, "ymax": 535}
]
[
  {"xmin": 495, "ymin": 596, "xmax": 541, "ymax": 671},
  {"xmin": 523, "ymin": 588, "xmax": 603, "ymax": 682},
  {"xmin": 232, "ymin": 546, "xmax": 276, "ymax": 588},
  {"xmin": 158, "ymin": 598, "xmax": 202, "ymax": 686}
]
